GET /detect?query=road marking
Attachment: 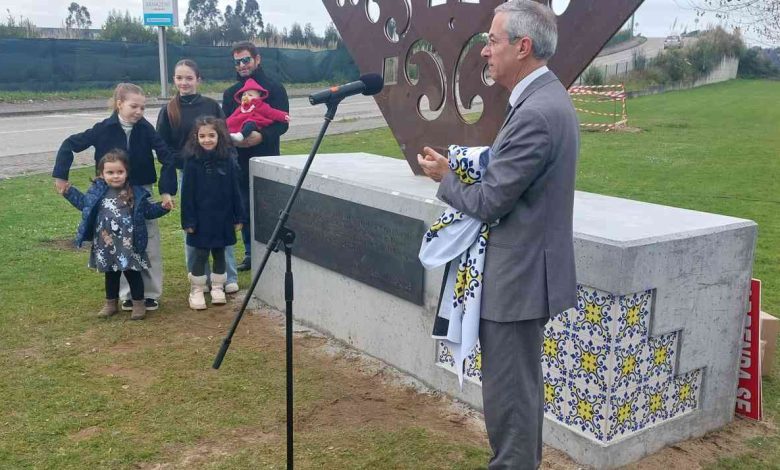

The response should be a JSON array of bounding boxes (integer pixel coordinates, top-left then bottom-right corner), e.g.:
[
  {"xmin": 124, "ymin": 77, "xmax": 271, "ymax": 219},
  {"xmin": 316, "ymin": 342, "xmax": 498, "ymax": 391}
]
[{"xmin": 0, "ymin": 126, "xmax": 83, "ymax": 135}]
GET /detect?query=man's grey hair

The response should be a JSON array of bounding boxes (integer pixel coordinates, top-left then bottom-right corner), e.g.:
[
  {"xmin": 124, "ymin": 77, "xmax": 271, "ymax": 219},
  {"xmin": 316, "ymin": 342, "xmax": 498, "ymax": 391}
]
[{"xmin": 495, "ymin": 0, "xmax": 558, "ymax": 60}]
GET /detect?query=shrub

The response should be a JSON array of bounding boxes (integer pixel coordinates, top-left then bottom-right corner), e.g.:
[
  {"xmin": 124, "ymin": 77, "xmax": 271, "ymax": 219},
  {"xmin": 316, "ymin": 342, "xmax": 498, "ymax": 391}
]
[
  {"xmin": 582, "ymin": 66, "xmax": 605, "ymax": 86},
  {"xmin": 738, "ymin": 47, "xmax": 780, "ymax": 78},
  {"xmin": 686, "ymin": 26, "xmax": 744, "ymax": 77},
  {"xmin": 652, "ymin": 49, "xmax": 694, "ymax": 83},
  {"xmin": 0, "ymin": 10, "xmax": 38, "ymax": 38}
]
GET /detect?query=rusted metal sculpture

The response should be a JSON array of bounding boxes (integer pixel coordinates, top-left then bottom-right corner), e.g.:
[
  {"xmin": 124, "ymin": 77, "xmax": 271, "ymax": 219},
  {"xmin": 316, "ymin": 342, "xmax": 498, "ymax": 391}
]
[{"xmin": 323, "ymin": 0, "xmax": 645, "ymax": 174}]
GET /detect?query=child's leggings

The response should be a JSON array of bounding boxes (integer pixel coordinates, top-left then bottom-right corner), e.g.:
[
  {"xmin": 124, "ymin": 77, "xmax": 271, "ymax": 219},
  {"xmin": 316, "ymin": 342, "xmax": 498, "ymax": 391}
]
[
  {"xmin": 191, "ymin": 247, "xmax": 226, "ymax": 276},
  {"xmin": 106, "ymin": 271, "xmax": 144, "ymax": 300}
]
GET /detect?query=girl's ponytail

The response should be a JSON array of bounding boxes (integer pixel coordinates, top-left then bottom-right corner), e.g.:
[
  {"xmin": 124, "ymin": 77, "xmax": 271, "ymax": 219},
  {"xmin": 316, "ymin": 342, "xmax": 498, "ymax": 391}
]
[{"xmin": 167, "ymin": 90, "xmax": 182, "ymax": 129}]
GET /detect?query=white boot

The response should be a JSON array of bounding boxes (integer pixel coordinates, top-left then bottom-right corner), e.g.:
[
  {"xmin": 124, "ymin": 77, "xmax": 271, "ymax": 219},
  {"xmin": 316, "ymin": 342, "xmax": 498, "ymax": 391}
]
[
  {"xmin": 210, "ymin": 273, "xmax": 227, "ymax": 305},
  {"xmin": 188, "ymin": 273, "xmax": 208, "ymax": 310}
]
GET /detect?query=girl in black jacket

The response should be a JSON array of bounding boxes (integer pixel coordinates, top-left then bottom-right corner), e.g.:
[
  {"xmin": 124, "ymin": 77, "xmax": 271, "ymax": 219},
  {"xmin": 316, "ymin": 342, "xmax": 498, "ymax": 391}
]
[
  {"xmin": 181, "ymin": 117, "xmax": 245, "ymax": 310},
  {"xmin": 52, "ymin": 83, "xmax": 176, "ymax": 311},
  {"xmin": 155, "ymin": 59, "xmax": 240, "ymax": 295}
]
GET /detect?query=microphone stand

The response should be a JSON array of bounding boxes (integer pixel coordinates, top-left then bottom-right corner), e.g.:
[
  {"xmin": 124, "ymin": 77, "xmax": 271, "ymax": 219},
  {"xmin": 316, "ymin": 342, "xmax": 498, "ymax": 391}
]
[{"xmin": 213, "ymin": 98, "xmax": 341, "ymax": 470}]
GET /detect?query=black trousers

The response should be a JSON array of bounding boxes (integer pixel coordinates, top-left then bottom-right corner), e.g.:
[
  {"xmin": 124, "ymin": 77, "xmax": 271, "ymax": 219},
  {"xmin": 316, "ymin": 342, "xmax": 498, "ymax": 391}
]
[
  {"xmin": 241, "ymin": 121, "xmax": 259, "ymax": 138},
  {"xmin": 191, "ymin": 247, "xmax": 226, "ymax": 276},
  {"xmin": 105, "ymin": 271, "xmax": 143, "ymax": 300}
]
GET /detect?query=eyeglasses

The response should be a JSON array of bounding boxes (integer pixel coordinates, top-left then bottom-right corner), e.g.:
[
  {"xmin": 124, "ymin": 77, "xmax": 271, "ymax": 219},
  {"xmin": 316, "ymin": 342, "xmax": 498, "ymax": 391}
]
[
  {"xmin": 485, "ymin": 35, "xmax": 518, "ymax": 48},
  {"xmin": 233, "ymin": 57, "xmax": 253, "ymax": 66}
]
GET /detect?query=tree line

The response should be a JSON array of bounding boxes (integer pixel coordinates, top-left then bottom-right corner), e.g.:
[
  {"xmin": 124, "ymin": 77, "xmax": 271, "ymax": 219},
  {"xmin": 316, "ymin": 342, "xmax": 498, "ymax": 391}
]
[{"xmin": 0, "ymin": 1, "xmax": 342, "ymax": 49}]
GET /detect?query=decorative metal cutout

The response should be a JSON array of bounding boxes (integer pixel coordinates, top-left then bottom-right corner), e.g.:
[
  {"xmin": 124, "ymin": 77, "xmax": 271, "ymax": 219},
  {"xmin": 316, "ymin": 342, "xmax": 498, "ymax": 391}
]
[{"xmin": 323, "ymin": 0, "xmax": 645, "ymax": 173}]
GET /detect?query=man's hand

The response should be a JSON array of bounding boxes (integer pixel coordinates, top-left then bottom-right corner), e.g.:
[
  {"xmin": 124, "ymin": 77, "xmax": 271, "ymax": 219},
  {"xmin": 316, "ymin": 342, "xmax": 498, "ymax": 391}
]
[
  {"xmin": 161, "ymin": 193, "xmax": 175, "ymax": 210},
  {"xmin": 416, "ymin": 147, "xmax": 450, "ymax": 182},
  {"xmin": 234, "ymin": 131, "xmax": 263, "ymax": 148},
  {"xmin": 54, "ymin": 178, "xmax": 70, "ymax": 195}
]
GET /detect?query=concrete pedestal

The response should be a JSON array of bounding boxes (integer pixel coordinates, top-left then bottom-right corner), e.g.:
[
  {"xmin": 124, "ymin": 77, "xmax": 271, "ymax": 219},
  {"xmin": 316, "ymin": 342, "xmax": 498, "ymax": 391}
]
[{"xmin": 249, "ymin": 153, "xmax": 757, "ymax": 468}]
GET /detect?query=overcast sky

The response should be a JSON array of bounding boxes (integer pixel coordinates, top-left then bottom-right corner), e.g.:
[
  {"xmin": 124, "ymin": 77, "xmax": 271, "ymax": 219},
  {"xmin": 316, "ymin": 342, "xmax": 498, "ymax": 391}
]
[{"xmin": 8, "ymin": 0, "xmax": 755, "ymax": 42}]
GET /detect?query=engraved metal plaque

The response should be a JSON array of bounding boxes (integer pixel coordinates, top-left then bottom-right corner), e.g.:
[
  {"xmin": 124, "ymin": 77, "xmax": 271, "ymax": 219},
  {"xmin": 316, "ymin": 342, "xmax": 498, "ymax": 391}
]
[{"xmin": 253, "ymin": 177, "xmax": 427, "ymax": 304}]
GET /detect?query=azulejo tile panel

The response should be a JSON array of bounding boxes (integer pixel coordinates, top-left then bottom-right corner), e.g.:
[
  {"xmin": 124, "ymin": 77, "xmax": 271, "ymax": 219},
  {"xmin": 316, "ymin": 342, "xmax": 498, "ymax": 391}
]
[
  {"xmin": 612, "ymin": 341, "xmax": 647, "ymax": 393},
  {"xmin": 434, "ymin": 284, "xmax": 703, "ymax": 444},
  {"xmin": 566, "ymin": 380, "xmax": 609, "ymax": 442},
  {"xmin": 543, "ymin": 369, "xmax": 570, "ymax": 424}
]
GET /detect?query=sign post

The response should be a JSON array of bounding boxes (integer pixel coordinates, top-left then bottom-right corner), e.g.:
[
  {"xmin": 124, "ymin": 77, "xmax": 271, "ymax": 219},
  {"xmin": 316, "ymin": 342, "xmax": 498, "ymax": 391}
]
[{"xmin": 142, "ymin": 0, "xmax": 178, "ymax": 99}]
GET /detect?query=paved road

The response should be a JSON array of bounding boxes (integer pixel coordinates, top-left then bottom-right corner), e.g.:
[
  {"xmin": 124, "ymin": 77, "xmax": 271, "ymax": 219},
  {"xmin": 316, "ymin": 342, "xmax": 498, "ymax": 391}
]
[
  {"xmin": 0, "ymin": 95, "xmax": 389, "ymax": 179},
  {"xmin": 590, "ymin": 37, "xmax": 666, "ymax": 69}
]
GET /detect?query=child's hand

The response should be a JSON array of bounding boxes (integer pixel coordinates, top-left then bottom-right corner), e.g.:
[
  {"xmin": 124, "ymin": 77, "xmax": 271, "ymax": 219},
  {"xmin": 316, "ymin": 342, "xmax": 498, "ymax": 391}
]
[
  {"xmin": 54, "ymin": 178, "xmax": 70, "ymax": 195},
  {"xmin": 285, "ymin": 115, "xmax": 291, "ymax": 122},
  {"xmin": 185, "ymin": 228, "xmax": 195, "ymax": 234},
  {"xmin": 161, "ymin": 194, "xmax": 175, "ymax": 210},
  {"xmin": 234, "ymin": 223, "xmax": 243, "ymax": 232}
]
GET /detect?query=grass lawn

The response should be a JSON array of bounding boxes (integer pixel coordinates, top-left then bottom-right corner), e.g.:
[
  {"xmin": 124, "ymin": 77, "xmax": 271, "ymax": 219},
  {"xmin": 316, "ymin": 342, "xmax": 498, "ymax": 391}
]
[{"xmin": 0, "ymin": 79, "xmax": 778, "ymax": 468}]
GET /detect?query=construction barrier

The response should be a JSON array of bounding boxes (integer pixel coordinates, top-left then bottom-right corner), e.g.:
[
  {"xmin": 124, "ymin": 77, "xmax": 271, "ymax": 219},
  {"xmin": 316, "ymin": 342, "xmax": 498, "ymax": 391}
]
[{"xmin": 568, "ymin": 83, "xmax": 628, "ymax": 131}]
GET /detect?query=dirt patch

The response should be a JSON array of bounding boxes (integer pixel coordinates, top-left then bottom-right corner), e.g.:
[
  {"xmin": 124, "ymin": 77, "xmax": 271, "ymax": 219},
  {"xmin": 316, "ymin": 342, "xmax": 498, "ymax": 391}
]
[
  {"xmin": 97, "ymin": 363, "xmax": 156, "ymax": 389},
  {"xmin": 39, "ymin": 237, "xmax": 84, "ymax": 252},
  {"xmin": 70, "ymin": 425, "xmax": 102, "ymax": 442},
  {"xmin": 13, "ymin": 347, "xmax": 43, "ymax": 360},
  {"xmin": 625, "ymin": 418, "xmax": 774, "ymax": 469},
  {"xmin": 139, "ymin": 427, "xmax": 279, "ymax": 469},
  {"xmin": 79, "ymin": 294, "xmax": 772, "ymax": 468}
]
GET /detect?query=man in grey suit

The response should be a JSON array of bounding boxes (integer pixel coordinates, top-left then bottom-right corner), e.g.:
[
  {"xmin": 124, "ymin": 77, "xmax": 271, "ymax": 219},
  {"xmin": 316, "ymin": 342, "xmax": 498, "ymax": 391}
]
[{"xmin": 418, "ymin": 1, "xmax": 578, "ymax": 468}]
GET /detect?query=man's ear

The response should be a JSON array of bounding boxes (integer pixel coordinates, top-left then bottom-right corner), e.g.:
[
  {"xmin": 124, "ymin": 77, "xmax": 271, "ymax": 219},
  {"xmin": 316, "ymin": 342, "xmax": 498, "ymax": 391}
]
[{"xmin": 515, "ymin": 36, "xmax": 533, "ymax": 61}]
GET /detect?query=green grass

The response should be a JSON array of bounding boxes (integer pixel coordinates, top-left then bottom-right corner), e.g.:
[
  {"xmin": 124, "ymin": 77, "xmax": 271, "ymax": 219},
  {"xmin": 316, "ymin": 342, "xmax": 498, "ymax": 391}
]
[
  {"xmin": 0, "ymin": 81, "xmax": 331, "ymax": 103},
  {"xmin": 0, "ymin": 78, "xmax": 778, "ymax": 468},
  {"xmin": 0, "ymin": 174, "xmax": 489, "ymax": 466}
]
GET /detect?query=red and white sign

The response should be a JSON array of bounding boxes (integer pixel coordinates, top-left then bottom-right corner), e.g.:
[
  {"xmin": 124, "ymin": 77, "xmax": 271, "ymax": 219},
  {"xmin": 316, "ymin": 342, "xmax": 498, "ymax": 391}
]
[{"xmin": 735, "ymin": 278, "xmax": 762, "ymax": 420}]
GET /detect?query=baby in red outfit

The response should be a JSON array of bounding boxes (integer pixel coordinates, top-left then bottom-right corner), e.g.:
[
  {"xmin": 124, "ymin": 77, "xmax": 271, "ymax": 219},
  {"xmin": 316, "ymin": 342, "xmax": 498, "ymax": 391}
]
[{"xmin": 226, "ymin": 78, "xmax": 290, "ymax": 143}]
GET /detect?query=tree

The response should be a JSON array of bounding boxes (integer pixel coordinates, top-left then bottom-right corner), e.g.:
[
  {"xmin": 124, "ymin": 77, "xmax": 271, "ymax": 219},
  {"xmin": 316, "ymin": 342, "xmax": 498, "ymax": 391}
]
[
  {"xmin": 65, "ymin": 2, "xmax": 92, "ymax": 30},
  {"xmin": 184, "ymin": 0, "xmax": 221, "ymax": 33},
  {"xmin": 185, "ymin": 0, "xmax": 222, "ymax": 45},
  {"xmin": 100, "ymin": 10, "xmax": 156, "ymax": 43},
  {"xmin": 288, "ymin": 22, "xmax": 304, "ymax": 46},
  {"xmin": 689, "ymin": 1, "xmax": 780, "ymax": 43},
  {"xmin": 243, "ymin": 0, "xmax": 264, "ymax": 39},
  {"xmin": 222, "ymin": 4, "xmax": 245, "ymax": 43},
  {"xmin": 262, "ymin": 23, "xmax": 279, "ymax": 46},
  {"xmin": 303, "ymin": 22, "xmax": 319, "ymax": 47},
  {"xmin": 323, "ymin": 22, "xmax": 340, "ymax": 47}
]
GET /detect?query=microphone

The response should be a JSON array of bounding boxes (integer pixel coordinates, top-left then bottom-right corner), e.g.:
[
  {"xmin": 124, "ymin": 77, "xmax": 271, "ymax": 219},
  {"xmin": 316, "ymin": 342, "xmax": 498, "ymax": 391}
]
[{"xmin": 308, "ymin": 73, "xmax": 384, "ymax": 105}]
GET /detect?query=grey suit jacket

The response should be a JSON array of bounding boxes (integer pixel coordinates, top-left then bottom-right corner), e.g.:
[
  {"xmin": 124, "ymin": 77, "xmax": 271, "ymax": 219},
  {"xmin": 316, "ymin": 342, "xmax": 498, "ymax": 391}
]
[{"xmin": 437, "ymin": 71, "xmax": 578, "ymax": 322}]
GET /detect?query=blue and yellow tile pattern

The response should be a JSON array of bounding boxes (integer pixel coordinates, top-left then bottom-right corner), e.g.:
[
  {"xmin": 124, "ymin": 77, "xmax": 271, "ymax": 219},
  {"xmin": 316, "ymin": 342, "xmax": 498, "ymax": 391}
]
[{"xmin": 437, "ymin": 284, "xmax": 703, "ymax": 444}]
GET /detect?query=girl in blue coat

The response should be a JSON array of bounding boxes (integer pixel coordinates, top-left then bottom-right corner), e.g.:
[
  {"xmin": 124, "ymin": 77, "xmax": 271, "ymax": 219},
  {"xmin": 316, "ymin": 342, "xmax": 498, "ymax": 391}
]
[
  {"xmin": 59, "ymin": 150, "xmax": 170, "ymax": 320},
  {"xmin": 181, "ymin": 117, "xmax": 245, "ymax": 310},
  {"xmin": 52, "ymin": 82, "xmax": 176, "ymax": 312}
]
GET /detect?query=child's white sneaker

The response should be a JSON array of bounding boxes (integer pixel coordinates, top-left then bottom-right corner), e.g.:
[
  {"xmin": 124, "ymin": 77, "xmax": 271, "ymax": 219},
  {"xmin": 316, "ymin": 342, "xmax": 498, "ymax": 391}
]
[
  {"xmin": 188, "ymin": 273, "xmax": 208, "ymax": 310},
  {"xmin": 230, "ymin": 132, "xmax": 244, "ymax": 143}
]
